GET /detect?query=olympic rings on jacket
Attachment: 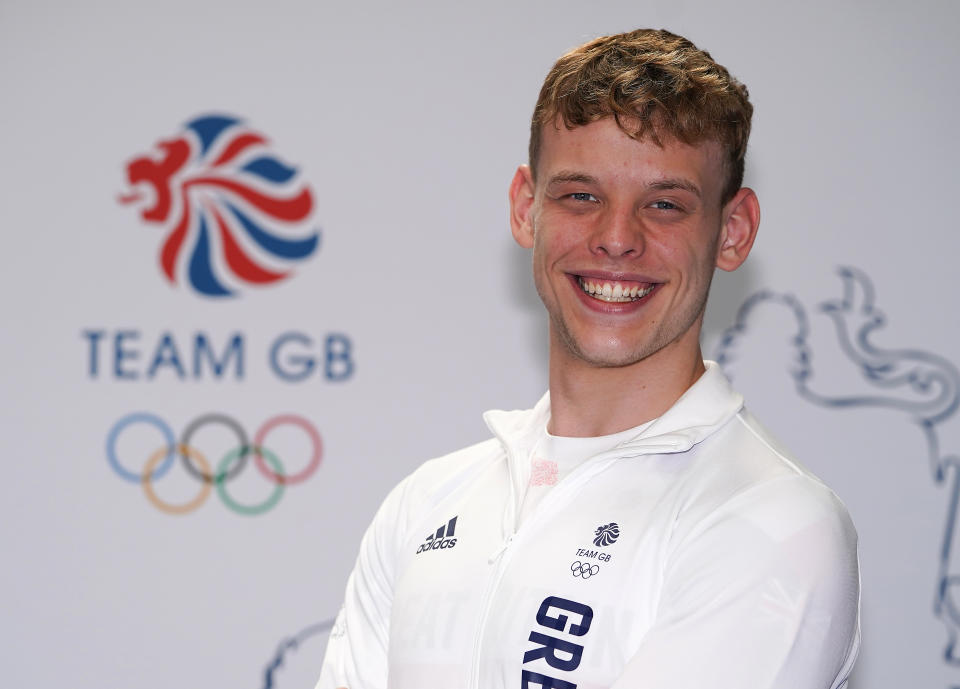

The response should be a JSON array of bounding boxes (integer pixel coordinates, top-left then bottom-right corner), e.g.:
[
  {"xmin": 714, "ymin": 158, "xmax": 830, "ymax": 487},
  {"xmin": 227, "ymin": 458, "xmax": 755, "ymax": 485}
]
[
  {"xmin": 570, "ymin": 561, "xmax": 600, "ymax": 579},
  {"xmin": 106, "ymin": 412, "xmax": 322, "ymax": 515}
]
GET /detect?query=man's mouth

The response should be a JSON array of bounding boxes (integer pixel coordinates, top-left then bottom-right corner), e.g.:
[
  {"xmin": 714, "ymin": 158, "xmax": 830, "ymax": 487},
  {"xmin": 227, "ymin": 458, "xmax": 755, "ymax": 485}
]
[{"xmin": 577, "ymin": 276, "xmax": 655, "ymax": 303}]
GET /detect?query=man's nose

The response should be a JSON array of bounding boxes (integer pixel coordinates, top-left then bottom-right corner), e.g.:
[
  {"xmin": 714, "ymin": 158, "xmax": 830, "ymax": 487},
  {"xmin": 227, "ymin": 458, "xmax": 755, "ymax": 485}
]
[{"xmin": 589, "ymin": 207, "xmax": 645, "ymax": 258}]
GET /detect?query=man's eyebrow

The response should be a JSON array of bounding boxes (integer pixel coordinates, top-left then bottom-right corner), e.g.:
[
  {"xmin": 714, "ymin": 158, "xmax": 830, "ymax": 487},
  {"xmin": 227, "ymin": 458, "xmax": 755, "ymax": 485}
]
[
  {"xmin": 546, "ymin": 171, "xmax": 599, "ymax": 186},
  {"xmin": 546, "ymin": 172, "xmax": 701, "ymax": 197},
  {"xmin": 648, "ymin": 178, "xmax": 702, "ymax": 198}
]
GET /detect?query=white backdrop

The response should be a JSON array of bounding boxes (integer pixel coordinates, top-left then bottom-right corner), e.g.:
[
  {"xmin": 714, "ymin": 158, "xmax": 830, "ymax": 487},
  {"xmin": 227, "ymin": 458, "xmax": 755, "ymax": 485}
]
[{"xmin": 2, "ymin": 1, "xmax": 959, "ymax": 687}]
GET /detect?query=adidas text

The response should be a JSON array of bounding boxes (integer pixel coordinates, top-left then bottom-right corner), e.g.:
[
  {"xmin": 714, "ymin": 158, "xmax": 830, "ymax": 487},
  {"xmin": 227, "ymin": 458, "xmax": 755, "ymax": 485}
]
[{"xmin": 415, "ymin": 516, "xmax": 459, "ymax": 554}]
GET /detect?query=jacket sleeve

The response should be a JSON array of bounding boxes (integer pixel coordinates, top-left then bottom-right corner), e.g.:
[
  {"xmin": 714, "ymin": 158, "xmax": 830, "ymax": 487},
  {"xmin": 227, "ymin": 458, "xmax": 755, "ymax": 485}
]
[
  {"xmin": 611, "ymin": 476, "xmax": 861, "ymax": 689},
  {"xmin": 315, "ymin": 475, "xmax": 412, "ymax": 689}
]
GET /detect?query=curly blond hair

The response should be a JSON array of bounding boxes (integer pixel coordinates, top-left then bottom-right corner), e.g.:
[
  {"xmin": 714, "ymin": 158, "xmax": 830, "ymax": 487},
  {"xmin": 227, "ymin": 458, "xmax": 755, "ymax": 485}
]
[{"xmin": 530, "ymin": 29, "xmax": 753, "ymax": 203}]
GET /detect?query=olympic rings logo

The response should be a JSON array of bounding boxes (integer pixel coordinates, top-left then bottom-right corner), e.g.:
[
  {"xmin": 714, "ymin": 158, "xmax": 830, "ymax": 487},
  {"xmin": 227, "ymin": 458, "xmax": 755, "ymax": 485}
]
[
  {"xmin": 570, "ymin": 561, "xmax": 600, "ymax": 579},
  {"xmin": 106, "ymin": 412, "xmax": 322, "ymax": 516}
]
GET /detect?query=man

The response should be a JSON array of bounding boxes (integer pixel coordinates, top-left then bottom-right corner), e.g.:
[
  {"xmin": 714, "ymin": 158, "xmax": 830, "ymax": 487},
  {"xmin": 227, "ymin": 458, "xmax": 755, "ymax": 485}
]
[{"xmin": 317, "ymin": 28, "xmax": 860, "ymax": 689}]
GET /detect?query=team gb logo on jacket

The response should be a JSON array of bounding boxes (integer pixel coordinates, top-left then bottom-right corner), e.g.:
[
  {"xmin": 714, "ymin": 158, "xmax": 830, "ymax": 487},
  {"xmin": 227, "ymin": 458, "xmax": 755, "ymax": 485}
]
[{"xmin": 119, "ymin": 114, "xmax": 320, "ymax": 297}]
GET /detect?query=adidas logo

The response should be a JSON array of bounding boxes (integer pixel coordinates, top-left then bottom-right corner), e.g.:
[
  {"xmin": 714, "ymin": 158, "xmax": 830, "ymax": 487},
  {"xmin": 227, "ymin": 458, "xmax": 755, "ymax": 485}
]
[{"xmin": 415, "ymin": 516, "xmax": 459, "ymax": 554}]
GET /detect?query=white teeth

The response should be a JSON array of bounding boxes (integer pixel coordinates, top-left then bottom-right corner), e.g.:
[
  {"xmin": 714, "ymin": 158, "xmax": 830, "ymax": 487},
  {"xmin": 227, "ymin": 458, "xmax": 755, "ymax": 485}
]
[{"xmin": 578, "ymin": 278, "xmax": 654, "ymax": 303}]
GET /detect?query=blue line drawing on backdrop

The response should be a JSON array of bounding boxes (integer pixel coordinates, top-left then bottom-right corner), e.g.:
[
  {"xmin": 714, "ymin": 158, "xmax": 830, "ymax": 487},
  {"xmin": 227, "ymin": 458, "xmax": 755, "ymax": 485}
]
[
  {"xmin": 714, "ymin": 266, "xmax": 960, "ymax": 666},
  {"xmin": 262, "ymin": 618, "xmax": 335, "ymax": 689}
]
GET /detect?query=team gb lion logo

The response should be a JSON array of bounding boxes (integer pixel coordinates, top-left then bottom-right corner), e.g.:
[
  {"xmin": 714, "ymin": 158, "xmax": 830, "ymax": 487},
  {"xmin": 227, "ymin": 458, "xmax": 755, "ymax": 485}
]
[{"xmin": 118, "ymin": 114, "xmax": 320, "ymax": 297}]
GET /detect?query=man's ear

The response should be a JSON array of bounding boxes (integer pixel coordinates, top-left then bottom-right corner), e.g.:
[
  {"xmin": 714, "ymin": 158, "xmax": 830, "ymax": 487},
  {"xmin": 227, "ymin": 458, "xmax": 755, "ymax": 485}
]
[
  {"xmin": 716, "ymin": 187, "xmax": 761, "ymax": 271},
  {"xmin": 509, "ymin": 165, "xmax": 536, "ymax": 249}
]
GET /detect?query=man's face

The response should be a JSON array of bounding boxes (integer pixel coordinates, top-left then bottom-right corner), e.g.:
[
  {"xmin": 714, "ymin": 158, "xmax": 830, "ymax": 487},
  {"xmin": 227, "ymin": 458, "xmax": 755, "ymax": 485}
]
[{"xmin": 511, "ymin": 117, "xmax": 745, "ymax": 371}]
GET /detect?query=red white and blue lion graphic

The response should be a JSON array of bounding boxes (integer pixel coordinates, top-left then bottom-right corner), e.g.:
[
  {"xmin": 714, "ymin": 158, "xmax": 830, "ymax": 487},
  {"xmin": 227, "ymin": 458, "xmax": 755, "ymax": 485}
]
[{"xmin": 119, "ymin": 115, "xmax": 320, "ymax": 297}]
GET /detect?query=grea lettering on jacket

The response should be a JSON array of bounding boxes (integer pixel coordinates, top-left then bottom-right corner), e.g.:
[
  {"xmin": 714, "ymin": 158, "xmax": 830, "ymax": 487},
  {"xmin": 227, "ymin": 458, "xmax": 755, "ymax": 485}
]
[{"xmin": 521, "ymin": 596, "xmax": 594, "ymax": 688}]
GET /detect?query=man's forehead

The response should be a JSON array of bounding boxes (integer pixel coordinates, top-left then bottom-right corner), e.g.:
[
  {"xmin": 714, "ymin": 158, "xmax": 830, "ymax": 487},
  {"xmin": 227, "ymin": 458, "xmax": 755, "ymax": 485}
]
[
  {"xmin": 542, "ymin": 115, "xmax": 723, "ymax": 156},
  {"xmin": 537, "ymin": 118, "xmax": 726, "ymax": 194}
]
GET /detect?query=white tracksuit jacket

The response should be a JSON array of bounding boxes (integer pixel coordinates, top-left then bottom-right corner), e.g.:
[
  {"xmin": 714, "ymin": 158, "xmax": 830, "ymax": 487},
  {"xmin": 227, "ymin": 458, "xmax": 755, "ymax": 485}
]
[{"xmin": 317, "ymin": 362, "xmax": 860, "ymax": 689}]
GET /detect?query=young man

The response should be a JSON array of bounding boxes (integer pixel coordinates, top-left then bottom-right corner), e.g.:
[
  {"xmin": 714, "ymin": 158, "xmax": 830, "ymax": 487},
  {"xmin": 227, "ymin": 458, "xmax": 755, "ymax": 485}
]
[{"xmin": 317, "ymin": 29, "xmax": 860, "ymax": 689}]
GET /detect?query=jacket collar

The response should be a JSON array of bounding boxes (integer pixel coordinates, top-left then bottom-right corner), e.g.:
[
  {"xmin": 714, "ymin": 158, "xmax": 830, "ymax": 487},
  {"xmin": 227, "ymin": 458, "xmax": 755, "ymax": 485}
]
[{"xmin": 483, "ymin": 360, "xmax": 744, "ymax": 462}]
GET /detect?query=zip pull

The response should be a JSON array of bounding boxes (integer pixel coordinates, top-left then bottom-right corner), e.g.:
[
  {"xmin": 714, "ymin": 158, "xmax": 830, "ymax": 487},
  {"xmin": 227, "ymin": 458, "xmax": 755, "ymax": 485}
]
[{"xmin": 488, "ymin": 534, "xmax": 515, "ymax": 563}]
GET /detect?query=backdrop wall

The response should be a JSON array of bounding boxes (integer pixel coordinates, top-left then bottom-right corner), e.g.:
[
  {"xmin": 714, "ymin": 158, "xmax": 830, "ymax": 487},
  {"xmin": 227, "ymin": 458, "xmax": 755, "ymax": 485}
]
[{"xmin": 2, "ymin": 1, "xmax": 958, "ymax": 687}]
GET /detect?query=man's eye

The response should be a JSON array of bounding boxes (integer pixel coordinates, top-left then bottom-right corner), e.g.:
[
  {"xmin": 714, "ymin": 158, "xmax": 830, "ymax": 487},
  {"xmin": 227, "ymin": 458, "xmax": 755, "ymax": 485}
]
[
  {"xmin": 569, "ymin": 192, "xmax": 597, "ymax": 202},
  {"xmin": 651, "ymin": 200, "xmax": 678, "ymax": 210}
]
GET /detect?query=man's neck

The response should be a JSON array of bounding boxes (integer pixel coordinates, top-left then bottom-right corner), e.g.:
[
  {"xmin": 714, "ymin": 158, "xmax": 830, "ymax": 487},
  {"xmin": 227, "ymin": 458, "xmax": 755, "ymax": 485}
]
[{"xmin": 546, "ymin": 336, "xmax": 707, "ymax": 438}]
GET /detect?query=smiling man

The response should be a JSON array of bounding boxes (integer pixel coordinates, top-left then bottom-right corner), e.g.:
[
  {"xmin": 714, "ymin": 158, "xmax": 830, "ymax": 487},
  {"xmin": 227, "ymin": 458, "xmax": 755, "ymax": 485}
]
[{"xmin": 317, "ymin": 29, "xmax": 860, "ymax": 689}]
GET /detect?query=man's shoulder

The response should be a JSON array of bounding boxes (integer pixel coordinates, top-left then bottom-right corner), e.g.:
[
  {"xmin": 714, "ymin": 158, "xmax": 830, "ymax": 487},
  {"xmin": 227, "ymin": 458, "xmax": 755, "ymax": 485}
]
[
  {"xmin": 386, "ymin": 436, "xmax": 504, "ymax": 511},
  {"xmin": 362, "ymin": 436, "xmax": 506, "ymax": 555},
  {"xmin": 686, "ymin": 406, "xmax": 857, "ymax": 546},
  {"xmin": 399, "ymin": 394, "xmax": 546, "ymax": 495},
  {"xmin": 701, "ymin": 405, "xmax": 832, "ymax": 485},
  {"xmin": 410, "ymin": 436, "xmax": 503, "ymax": 484}
]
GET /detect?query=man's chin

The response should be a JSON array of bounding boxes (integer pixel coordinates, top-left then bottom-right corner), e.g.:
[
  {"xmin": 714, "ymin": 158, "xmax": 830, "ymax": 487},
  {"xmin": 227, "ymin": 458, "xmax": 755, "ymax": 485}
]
[
  {"xmin": 554, "ymin": 331, "xmax": 655, "ymax": 369},
  {"xmin": 575, "ymin": 351, "xmax": 653, "ymax": 369}
]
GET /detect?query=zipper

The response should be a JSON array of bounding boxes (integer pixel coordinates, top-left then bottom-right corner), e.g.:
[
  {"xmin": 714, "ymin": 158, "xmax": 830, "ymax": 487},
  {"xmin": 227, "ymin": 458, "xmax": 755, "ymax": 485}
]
[
  {"xmin": 466, "ymin": 450, "xmax": 613, "ymax": 687},
  {"xmin": 468, "ymin": 532, "xmax": 517, "ymax": 689},
  {"xmin": 465, "ymin": 446, "xmax": 626, "ymax": 687},
  {"xmin": 488, "ymin": 532, "xmax": 515, "ymax": 564},
  {"xmin": 465, "ymin": 440, "xmax": 526, "ymax": 689}
]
